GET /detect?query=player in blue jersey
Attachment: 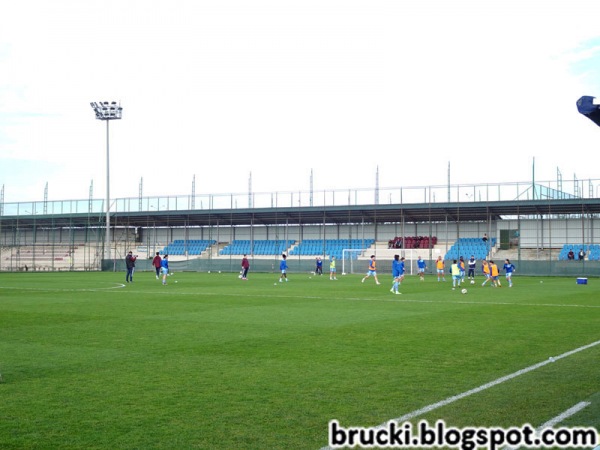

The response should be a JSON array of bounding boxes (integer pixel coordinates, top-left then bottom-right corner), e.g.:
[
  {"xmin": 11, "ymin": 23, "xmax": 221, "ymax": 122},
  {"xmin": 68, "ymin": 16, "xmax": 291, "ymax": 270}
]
[
  {"xmin": 390, "ymin": 255, "xmax": 404, "ymax": 295},
  {"xmin": 160, "ymin": 254, "xmax": 169, "ymax": 285},
  {"xmin": 417, "ymin": 256, "xmax": 426, "ymax": 281},
  {"xmin": 279, "ymin": 254, "xmax": 288, "ymax": 282},
  {"xmin": 503, "ymin": 259, "xmax": 516, "ymax": 287}
]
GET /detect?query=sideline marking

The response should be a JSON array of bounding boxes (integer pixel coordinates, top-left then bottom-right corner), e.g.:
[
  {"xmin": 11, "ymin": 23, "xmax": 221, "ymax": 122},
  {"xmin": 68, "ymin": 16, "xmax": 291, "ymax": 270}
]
[
  {"xmin": 0, "ymin": 283, "xmax": 126, "ymax": 292},
  {"xmin": 320, "ymin": 339, "xmax": 600, "ymax": 450}
]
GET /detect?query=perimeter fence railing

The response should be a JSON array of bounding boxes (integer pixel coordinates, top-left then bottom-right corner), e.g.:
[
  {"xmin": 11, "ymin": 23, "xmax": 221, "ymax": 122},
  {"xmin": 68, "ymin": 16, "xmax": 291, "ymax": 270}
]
[{"xmin": 0, "ymin": 179, "xmax": 596, "ymax": 217}]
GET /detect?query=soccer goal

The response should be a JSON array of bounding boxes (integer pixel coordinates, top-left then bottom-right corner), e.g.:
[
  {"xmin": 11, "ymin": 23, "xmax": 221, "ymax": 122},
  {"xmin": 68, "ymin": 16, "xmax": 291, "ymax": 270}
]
[
  {"xmin": 341, "ymin": 248, "xmax": 438, "ymax": 276},
  {"xmin": 387, "ymin": 249, "xmax": 435, "ymax": 276},
  {"xmin": 341, "ymin": 249, "xmax": 366, "ymax": 275},
  {"xmin": 397, "ymin": 249, "xmax": 418, "ymax": 276}
]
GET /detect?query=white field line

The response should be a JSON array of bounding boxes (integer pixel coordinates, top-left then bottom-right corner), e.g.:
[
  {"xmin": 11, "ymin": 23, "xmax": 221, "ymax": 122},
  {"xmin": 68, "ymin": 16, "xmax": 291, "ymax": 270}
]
[
  {"xmin": 2, "ymin": 284, "xmax": 599, "ymax": 308},
  {"xmin": 0, "ymin": 283, "xmax": 126, "ymax": 291},
  {"xmin": 537, "ymin": 401, "xmax": 590, "ymax": 429},
  {"xmin": 319, "ymin": 339, "xmax": 600, "ymax": 450},
  {"xmin": 389, "ymin": 340, "xmax": 600, "ymax": 424},
  {"xmin": 4, "ymin": 282, "xmax": 598, "ymax": 307},
  {"xmin": 503, "ymin": 401, "xmax": 591, "ymax": 450}
]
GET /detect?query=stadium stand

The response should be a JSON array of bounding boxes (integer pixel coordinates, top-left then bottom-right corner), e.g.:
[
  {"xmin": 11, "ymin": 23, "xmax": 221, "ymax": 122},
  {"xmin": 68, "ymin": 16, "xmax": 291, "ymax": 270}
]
[
  {"xmin": 444, "ymin": 237, "xmax": 496, "ymax": 260},
  {"xmin": 161, "ymin": 239, "xmax": 216, "ymax": 256},
  {"xmin": 388, "ymin": 236, "xmax": 437, "ymax": 249},
  {"xmin": 558, "ymin": 244, "xmax": 600, "ymax": 261},
  {"xmin": 219, "ymin": 240, "xmax": 295, "ymax": 256},
  {"xmin": 289, "ymin": 239, "xmax": 375, "ymax": 259}
]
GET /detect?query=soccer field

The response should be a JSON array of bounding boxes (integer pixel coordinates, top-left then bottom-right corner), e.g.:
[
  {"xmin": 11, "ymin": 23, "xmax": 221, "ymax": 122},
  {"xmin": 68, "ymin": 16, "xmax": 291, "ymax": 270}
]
[{"xmin": 0, "ymin": 271, "xmax": 598, "ymax": 449}]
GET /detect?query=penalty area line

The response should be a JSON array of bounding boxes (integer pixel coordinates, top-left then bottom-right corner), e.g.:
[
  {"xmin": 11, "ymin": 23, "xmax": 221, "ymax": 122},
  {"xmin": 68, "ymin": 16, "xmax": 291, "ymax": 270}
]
[
  {"xmin": 502, "ymin": 401, "xmax": 591, "ymax": 450},
  {"xmin": 538, "ymin": 401, "xmax": 590, "ymax": 429},
  {"xmin": 389, "ymin": 339, "xmax": 600, "ymax": 423},
  {"xmin": 319, "ymin": 339, "xmax": 600, "ymax": 450}
]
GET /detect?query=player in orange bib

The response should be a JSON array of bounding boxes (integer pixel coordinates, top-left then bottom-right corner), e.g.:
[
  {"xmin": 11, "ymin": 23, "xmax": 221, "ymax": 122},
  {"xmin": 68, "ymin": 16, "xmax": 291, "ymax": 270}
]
[
  {"xmin": 361, "ymin": 255, "xmax": 380, "ymax": 285},
  {"xmin": 481, "ymin": 260, "xmax": 491, "ymax": 286},
  {"xmin": 436, "ymin": 256, "xmax": 445, "ymax": 282},
  {"xmin": 490, "ymin": 260, "xmax": 501, "ymax": 287}
]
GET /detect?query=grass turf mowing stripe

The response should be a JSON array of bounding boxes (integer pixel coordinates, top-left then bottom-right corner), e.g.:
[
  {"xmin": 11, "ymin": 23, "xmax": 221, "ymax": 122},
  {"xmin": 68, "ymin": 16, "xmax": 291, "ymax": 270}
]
[
  {"xmin": 100, "ymin": 288, "xmax": 600, "ymax": 309},
  {"xmin": 2, "ymin": 281, "xmax": 600, "ymax": 309}
]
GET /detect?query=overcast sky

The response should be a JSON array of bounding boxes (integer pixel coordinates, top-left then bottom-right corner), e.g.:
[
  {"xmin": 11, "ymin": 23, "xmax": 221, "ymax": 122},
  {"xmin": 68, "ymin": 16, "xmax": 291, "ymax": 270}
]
[{"xmin": 2, "ymin": 0, "xmax": 600, "ymax": 204}]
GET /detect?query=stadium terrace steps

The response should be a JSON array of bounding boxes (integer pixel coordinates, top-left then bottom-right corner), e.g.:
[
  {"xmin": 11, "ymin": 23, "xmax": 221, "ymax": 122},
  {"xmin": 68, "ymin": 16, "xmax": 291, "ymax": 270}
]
[
  {"xmin": 289, "ymin": 239, "xmax": 375, "ymax": 259},
  {"xmin": 444, "ymin": 237, "xmax": 497, "ymax": 261}
]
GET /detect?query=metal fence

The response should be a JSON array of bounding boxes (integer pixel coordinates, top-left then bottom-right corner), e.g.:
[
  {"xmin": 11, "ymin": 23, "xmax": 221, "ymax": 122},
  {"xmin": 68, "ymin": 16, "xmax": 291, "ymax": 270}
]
[{"xmin": 2, "ymin": 178, "xmax": 599, "ymax": 217}]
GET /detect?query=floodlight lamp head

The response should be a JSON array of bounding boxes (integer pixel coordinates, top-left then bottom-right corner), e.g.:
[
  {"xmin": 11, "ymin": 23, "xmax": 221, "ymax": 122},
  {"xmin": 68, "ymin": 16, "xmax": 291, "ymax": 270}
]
[{"xmin": 90, "ymin": 101, "xmax": 123, "ymax": 120}]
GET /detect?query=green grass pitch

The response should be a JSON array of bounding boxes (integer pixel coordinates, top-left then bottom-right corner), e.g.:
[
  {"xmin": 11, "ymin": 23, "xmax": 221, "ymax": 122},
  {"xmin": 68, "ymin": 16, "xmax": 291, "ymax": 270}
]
[{"xmin": 0, "ymin": 271, "xmax": 598, "ymax": 449}]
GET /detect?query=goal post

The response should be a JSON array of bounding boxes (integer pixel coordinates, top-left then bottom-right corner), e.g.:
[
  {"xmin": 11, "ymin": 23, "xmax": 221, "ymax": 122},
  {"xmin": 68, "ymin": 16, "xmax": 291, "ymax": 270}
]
[
  {"xmin": 388, "ymin": 249, "xmax": 429, "ymax": 276},
  {"xmin": 341, "ymin": 249, "xmax": 366, "ymax": 275},
  {"xmin": 341, "ymin": 248, "xmax": 436, "ymax": 276},
  {"xmin": 396, "ymin": 249, "xmax": 441, "ymax": 276}
]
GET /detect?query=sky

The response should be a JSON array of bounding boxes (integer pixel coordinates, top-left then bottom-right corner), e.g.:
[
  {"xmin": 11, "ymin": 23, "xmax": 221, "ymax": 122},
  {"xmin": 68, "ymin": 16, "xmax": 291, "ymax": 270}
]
[{"xmin": 2, "ymin": 0, "xmax": 600, "ymax": 204}]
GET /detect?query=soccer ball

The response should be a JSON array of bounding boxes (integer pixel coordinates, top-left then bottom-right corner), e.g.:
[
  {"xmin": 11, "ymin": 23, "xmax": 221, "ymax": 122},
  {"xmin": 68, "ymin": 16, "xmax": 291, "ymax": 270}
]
[
  {"xmin": 461, "ymin": 288, "xmax": 468, "ymax": 294},
  {"xmin": 470, "ymin": 280, "xmax": 475, "ymax": 285},
  {"xmin": 238, "ymin": 274, "xmax": 242, "ymax": 279}
]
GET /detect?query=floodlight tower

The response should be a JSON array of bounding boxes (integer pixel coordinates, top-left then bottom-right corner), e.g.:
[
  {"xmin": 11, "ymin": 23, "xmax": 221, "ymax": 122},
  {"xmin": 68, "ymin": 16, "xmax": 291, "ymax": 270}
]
[{"xmin": 90, "ymin": 101, "xmax": 123, "ymax": 262}]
